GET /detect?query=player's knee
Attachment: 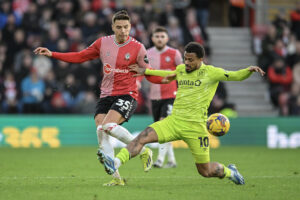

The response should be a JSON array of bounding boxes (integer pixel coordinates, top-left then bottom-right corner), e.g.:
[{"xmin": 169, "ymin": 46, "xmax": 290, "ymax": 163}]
[{"xmin": 102, "ymin": 123, "xmax": 118, "ymax": 135}]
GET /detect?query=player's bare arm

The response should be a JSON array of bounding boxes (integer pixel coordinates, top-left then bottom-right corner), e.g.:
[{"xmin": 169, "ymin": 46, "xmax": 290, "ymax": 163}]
[
  {"xmin": 33, "ymin": 47, "xmax": 52, "ymax": 57},
  {"xmin": 248, "ymin": 66, "xmax": 265, "ymax": 76}
]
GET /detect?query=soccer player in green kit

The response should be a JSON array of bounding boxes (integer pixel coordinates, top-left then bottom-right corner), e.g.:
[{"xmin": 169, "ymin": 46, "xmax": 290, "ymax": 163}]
[{"xmin": 97, "ymin": 42, "xmax": 265, "ymax": 185}]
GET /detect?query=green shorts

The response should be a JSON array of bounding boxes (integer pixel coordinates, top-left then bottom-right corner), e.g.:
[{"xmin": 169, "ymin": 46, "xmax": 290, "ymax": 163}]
[{"xmin": 149, "ymin": 115, "xmax": 210, "ymax": 163}]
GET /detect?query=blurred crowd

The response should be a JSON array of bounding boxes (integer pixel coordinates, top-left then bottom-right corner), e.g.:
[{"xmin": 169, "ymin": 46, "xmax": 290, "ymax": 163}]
[
  {"xmin": 0, "ymin": 0, "xmax": 213, "ymax": 114},
  {"xmin": 252, "ymin": 2, "xmax": 300, "ymax": 116}
]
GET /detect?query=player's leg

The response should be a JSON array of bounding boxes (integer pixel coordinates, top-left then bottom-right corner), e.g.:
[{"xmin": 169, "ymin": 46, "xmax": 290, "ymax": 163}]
[
  {"xmin": 101, "ymin": 95, "xmax": 141, "ymax": 145},
  {"xmin": 94, "ymin": 97, "xmax": 125, "ymax": 186},
  {"xmin": 154, "ymin": 143, "xmax": 168, "ymax": 168},
  {"xmin": 164, "ymin": 142, "xmax": 177, "ymax": 168},
  {"xmin": 153, "ymin": 99, "xmax": 177, "ymax": 168},
  {"xmin": 100, "ymin": 115, "xmax": 180, "ymax": 174},
  {"xmin": 183, "ymin": 123, "xmax": 244, "ymax": 185},
  {"xmin": 195, "ymin": 163, "xmax": 245, "ymax": 185},
  {"xmin": 160, "ymin": 99, "xmax": 177, "ymax": 168},
  {"xmin": 151, "ymin": 100, "xmax": 166, "ymax": 168},
  {"xmin": 95, "ymin": 114, "xmax": 125, "ymax": 186},
  {"xmin": 98, "ymin": 127, "xmax": 158, "ymax": 175},
  {"xmin": 99, "ymin": 95, "xmax": 152, "ymax": 172}
]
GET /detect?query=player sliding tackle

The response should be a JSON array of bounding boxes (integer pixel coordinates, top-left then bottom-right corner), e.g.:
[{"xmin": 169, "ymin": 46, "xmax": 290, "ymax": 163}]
[{"xmin": 98, "ymin": 42, "xmax": 265, "ymax": 185}]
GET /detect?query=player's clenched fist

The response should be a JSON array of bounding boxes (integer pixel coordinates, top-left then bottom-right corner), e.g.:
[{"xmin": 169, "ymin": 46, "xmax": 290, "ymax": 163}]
[{"xmin": 33, "ymin": 47, "xmax": 52, "ymax": 57}]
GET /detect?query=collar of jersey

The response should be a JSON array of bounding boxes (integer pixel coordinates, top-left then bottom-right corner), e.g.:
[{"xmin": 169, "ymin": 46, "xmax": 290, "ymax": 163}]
[
  {"xmin": 113, "ymin": 35, "xmax": 132, "ymax": 47},
  {"xmin": 154, "ymin": 46, "xmax": 169, "ymax": 54}
]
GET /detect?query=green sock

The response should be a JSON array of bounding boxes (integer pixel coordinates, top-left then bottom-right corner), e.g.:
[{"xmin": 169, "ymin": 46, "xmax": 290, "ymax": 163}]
[
  {"xmin": 223, "ymin": 164, "xmax": 232, "ymax": 178},
  {"xmin": 116, "ymin": 148, "xmax": 131, "ymax": 164}
]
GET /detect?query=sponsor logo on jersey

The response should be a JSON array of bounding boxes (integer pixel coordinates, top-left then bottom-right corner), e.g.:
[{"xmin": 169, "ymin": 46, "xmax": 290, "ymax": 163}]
[
  {"xmin": 178, "ymin": 79, "xmax": 201, "ymax": 87},
  {"xmin": 103, "ymin": 63, "xmax": 129, "ymax": 74},
  {"xmin": 165, "ymin": 56, "xmax": 171, "ymax": 62},
  {"xmin": 125, "ymin": 53, "xmax": 130, "ymax": 60}
]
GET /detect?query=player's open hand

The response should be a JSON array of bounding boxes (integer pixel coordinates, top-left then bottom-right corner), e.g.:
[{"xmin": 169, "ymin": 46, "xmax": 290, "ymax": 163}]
[
  {"xmin": 161, "ymin": 74, "xmax": 176, "ymax": 84},
  {"xmin": 33, "ymin": 47, "xmax": 52, "ymax": 57},
  {"xmin": 129, "ymin": 64, "xmax": 145, "ymax": 77},
  {"xmin": 248, "ymin": 66, "xmax": 265, "ymax": 76}
]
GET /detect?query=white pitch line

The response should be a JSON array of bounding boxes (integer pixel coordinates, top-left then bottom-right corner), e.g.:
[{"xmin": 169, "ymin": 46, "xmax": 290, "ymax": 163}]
[{"xmin": 0, "ymin": 176, "xmax": 299, "ymax": 180}]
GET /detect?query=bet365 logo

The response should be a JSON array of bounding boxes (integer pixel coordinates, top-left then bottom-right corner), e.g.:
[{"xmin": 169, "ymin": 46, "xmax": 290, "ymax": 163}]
[{"xmin": 1, "ymin": 126, "xmax": 60, "ymax": 148}]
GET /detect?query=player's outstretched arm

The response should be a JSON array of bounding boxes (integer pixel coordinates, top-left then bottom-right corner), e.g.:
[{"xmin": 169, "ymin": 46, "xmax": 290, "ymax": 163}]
[
  {"xmin": 215, "ymin": 66, "xmax": 265, "ymax": 82},
  {"xmin": 34, "ymin": 47, "xmax": 52, "ymax": 57},
  {"xmin": 248, "ymin": 66, "xmax": 265, "ymax": 76}
]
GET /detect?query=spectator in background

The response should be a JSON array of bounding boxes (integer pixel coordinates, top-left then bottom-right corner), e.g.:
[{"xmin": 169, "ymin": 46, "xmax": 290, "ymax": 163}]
[
  {"xmin": 0, "ymin": 0, "xmax": 21, "ymax": 29},
  {"xmin": 190, "ymin": 0, "xmax": 209, "ymax": 29},
  {"xmin": 54, "ymin": 0, "xmax": 75, "ymax": 31},
  {"xmin": 2, "ymin": 71, "xmax": 18, "ymax": 113},
  {"xmin": 43, "ymin": 69, "xmax": 60, "ymax": 113},
  {"xmin": 91, "ymin": 0, "xmax": 116, "ymax": 13},
  {"xmin": 287, "ymin": 41, "xmax": 300, "ymax": 69},
  {"xmin": 15, "ymin": 50, "xmax": 33, "ymax": 83},
  {"xmin": 54, "ymin": 60, "xmax": 72, "ymax": 83},
  {"xmin": 62, "ymin": 73, "xmax": 84, "ymax": 111},
  {"xmin": 44, "ymin": 22, "xmax": 61, "ymax": 52},
  {"xmin": 0, "ymin": 42, "xmax": 7, "ymax": 74},
  {"xmin": 229, "ymin": 0, "xmax": 245, "ymax": 27},
  {"xmin": 81, "ymin": 12, "xmax": 99, "ymax": 42},
  {"xmin": 190, "ymin": 0, "xmax": 209, "ymax": 41},
  {"xmin": 267, "ymin": 57, "xmax": 293, "ymax": 108},
  {"xmin": 129, "ymin": 12, "xmax": 145, "ymax": 41},
  {"xmin": 272, "ymin": 39, "xmax": 288, "ymax": 59},
  {"xmin": 167, "ymin": 16, "xmax": 184, "ymax": 45},
  {"xmin": 74, "ymin": 90, "xmax": 97, "ymax": 113},
  {"xmin": 290, "ymin": 1, "xmax": 300, "ymax": 40},
  {"xmin": 140, "ymin": 0, "xmax": 157, "ymax": 28},
  {"xmin": 22, "ymin": 2, "xmax": 40, "ymax": 34},
  {"xmin": 272, "ymin": 11, "xmax": 289, "ymax": 38},
  {"xmin": 21, "ymin": 67, "xmax": 45, "ymax": 113},
  {"xmin": 259, "ymin": 25, "xmax": 278, "ymax": 72},
  {"xmin": 158, "ymin": 1, "xmax": 175, "ymax": 26},
  {"xmin": 288, "ymin": 82, "xmax": 300, "ymax": 115},
  {"xmin": 185, "ymin": 8, "xmax": 204, "ymax": 45}
]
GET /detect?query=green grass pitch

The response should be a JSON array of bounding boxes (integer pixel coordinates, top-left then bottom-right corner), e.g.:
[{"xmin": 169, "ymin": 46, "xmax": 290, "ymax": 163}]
[{"xmin": 0, "ymin": 146, "xmax": 299, "ymax": 200}]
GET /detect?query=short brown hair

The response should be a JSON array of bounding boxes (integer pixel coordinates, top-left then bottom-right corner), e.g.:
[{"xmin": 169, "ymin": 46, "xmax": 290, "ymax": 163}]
[
  {"xmin": 112, "ymin": 10, "xmax": 130, "ymax": 24},
  {"xmin": 152, "ymin": 26, "xmax": 168, "ymax": 35}
]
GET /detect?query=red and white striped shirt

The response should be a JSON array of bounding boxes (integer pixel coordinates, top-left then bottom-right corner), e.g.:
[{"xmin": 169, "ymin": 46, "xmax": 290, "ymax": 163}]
[
  {"xmin": 147, "ymin": 46, "xmax": 183, "ymax": 100},
  {"xmin": 52, "ymin": 35, "xmax": 160, "ymax": 100}
]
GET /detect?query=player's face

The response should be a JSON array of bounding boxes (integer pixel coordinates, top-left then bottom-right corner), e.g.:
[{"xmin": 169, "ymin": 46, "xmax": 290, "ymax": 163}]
[
  {"xmin": 184, "ymin": 52, "xmax": 203, "ymax": 73},
  {"xmin": 112, "ymin": 20, "xmax": 131, "ymax": 43},
  {"xmin": 151, "ymin": 32, "xmax": 169, "ymax": 50}
]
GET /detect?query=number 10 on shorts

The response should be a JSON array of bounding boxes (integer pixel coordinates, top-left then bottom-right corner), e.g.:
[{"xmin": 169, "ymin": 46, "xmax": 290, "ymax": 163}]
[{"xmin": 199, "ymin": 136, "xmax": 209, "ymax": 147}]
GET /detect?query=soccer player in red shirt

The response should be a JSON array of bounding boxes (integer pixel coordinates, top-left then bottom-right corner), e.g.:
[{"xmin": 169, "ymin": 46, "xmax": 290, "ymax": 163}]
[
  {"xmin": 147, "ymin": 26, "xmax": 183, "ymax": 168},
  {"xmin": 34, "ymin": 10, "xmax": 159, "ymax": 186}
]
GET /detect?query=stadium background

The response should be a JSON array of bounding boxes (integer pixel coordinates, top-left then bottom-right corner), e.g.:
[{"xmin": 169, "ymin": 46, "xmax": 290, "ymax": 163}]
[
  {"xmin": 0, "ymin": 1, "xmax": 300, "ymax": 199},
  {"xmin": 0, "ymin": 0, "xmax": 299, "ymax": 148}
]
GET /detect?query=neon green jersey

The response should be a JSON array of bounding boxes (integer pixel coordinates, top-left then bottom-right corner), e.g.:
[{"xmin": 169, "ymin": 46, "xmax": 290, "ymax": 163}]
[{"xmin": 145, "ymin": 63, "xmax": 253, "ymax": 122}]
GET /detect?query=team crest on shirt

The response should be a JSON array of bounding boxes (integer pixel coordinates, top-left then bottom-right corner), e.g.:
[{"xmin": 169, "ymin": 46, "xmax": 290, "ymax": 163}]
[
  {"xmin": 165, "ymin": 56, "xmax": 171, "ymax": 62},
  {"xmin": 197, "ymin": 70, "xmax": 204, "ymax": 77},
  {"xmin": 125, "ymin": 53, "xmax": 130, "ymax": 60}
]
